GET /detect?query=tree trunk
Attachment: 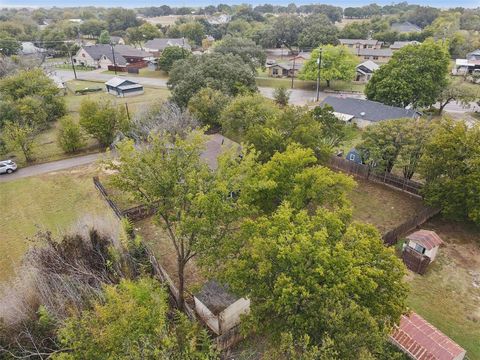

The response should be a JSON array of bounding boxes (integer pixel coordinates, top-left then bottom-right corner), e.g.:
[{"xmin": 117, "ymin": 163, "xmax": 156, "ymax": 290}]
[
  {"xmin": 326, "ymin": 79, "xmax": 331, "ymax": 88},
  {"xmin": 177, "ymin": 258, "xmax": 185, "ymax": 310}
]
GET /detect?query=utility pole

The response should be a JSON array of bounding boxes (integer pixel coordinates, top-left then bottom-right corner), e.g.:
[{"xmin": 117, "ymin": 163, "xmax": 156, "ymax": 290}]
[
  {"xmin": 315, "ymin": 48, "xmax": 323, "ymax": 102},
  {"xmin": 291, "ymin": 55, "xmax": 296, "ymax": 89},
  {"xmin": 67, "ymin": 43, "xmax": 77, "ymax": 80},
  {"xmin": 124, "ymin": 103, "xmax": 131, "ymax": 121},
  {"xmin": 111, "ymin": 43, "xmax": 117, "ymax": 75}
]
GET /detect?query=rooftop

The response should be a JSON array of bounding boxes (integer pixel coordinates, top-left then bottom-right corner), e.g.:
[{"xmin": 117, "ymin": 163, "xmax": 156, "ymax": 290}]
[
  {"xmin": 144, "ymin": 38, "xmax": 191, "ymax": 51},
  {"xmin": 391, "ymin": 21, "xmax": 422, "ymax": 33},
  {"xmin": 406, "ymin": 230, "xmax": 444, "ymax": 250},
  {"xmin": 320, "ymin": 96, "xmax": 419, "ymax": 123},
  {"xmin": 390, "ymin": 312, "xmax": 466, "ymax": 360},
  {"xmin": 390, "ymin": 41, "xmax": 420, "ymax": 50},
  {"xmin": 194, "ymin": 280, "xmax": 238, "ymax": 315},
  {"xmin": 339, "ymin": 39, "xmax": 381, "ymax": 45},
  {"xmin": 356, "ymin": 60, "xmax": 380, "ymax": 73},
  {"xmin": 357, "ymin": 48, "xmax": 393, "ymax": 57}
]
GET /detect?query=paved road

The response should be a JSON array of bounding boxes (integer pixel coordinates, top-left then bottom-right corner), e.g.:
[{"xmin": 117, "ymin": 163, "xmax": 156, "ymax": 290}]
[{"xmin": 0, "ymin": 153, "xmax": 103, "ymax": 183}]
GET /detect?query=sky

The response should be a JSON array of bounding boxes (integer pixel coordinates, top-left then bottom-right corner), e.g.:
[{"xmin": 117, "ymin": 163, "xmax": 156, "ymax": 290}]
[{"xmin": 0, "ymin": 0, "xmax": 478, "ymax": 9}]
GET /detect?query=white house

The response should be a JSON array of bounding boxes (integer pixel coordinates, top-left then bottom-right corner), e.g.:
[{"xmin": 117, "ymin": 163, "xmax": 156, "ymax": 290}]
[
  {"xmin": 194, "ymin": 280, "xmax": 250, "ymax": 335},
  {"xmin": 355, "ymin": 60, "xmax": 379, "ymax": 82},
  {"xmin": 404, "ymin": 229, "xmax": 444, "ymax": 262}
]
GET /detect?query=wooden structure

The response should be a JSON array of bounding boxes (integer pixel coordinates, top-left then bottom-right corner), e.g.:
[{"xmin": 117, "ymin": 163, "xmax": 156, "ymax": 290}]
[{"xmin": 105, "ymin": 77, "xmax": 144, "ymax": 97}]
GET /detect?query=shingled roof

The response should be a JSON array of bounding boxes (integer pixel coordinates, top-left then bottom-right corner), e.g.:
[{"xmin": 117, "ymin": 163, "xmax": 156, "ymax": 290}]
[
  {"xmin": 406, "ymin": 230, "xmax": 444, "ymax": 250},
  {"xmin": 320, "ymin": 96, "xmax": 419, "ymax": 123},
  {"xmin": 144, "ymin": 38, "xmax": 191, "ymax": 51},
  {"xmin": 390, "ymin": 312, "xmax": 466, "ymax": 360}
]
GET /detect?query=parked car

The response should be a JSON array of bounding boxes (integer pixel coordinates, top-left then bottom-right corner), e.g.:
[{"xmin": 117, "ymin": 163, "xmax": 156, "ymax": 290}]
[{"xmin": 0, "ymin": 160, "xmax": 17, "ymax": 174}]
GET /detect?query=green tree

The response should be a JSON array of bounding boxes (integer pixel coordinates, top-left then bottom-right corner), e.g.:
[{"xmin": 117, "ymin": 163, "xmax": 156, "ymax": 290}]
[
  {"xmin": 107, "ymin": 131, "xmax": 250, "ymax": 309},
  {"xmin": 206, "ymin": 200, "xmax": 407, "ymax": 359},
  {"xmin": 168, "ymin": 53, "xmax": 257, "ymax": 108},
  {"xmin": 187, "ymin": 87, "xmax": 230, "ymax": 128},
  {"xmin": 0, "ymin": 35, "xmax": 21, "ymax": 56},
  {"xmin": 365, "ymin": 40, "xmax": 450, "ymax": 108},
  {"xmin": 80, "ymin": 19, "xmax": 107, "ymax": 37},
  {"xmin": 419, "ymin": 118, "xmax": 480, "ymax": 224},
  {"xmin": 127, "ymin": 23, "xmax": 162, "ymax": 46},
  {"xmin": 213, "ymin": 36, "xmax": 266, "ymax": 71},
  {"xmin": 106, "ymin": 8, "xmax": 141, "ymax": 32},
  {"xmin": 273, "ymin": 87, "xmax": 290, "ymax": 107},
  {"xmin": 1, "ymin": 121, "xmax": 36, "ymax": 162},
  {"xmin": 220, "ymin": 94, "xmax": 280, "ymax": 139},
  {"xmin": 157, "ymin": 45, "xmax": 190, "ymax": 73},
  {"xmin": 98, "ymin": 30, "xmax": 110, "ymax": 44},
  {"xmin": 0, "ymin": 68, "xmax": 66, "ymax": 125},
  {"xmin": 54, "ymin": 278, "xmax": 218, "ymax": 359},
  {"xmin": 57, "ymin": 116, "xmax": 85, "ymax": 153},
  {"xmin": 436, "ymin": 80, "xmax": 479, "ymax": 114},
  {"xmin": 168, "ymin": 21, "xmax": 205, "ymax": 46},
  {"xmin": 298, "ymin": 14, "xmax": 339, "ymax": 49},
  {"xmin": 339, "ymin": 21, "xmax": 370, "ymax": 39},
  {"xmin": 261, "ymin": 15, "xmax": 305, "ymax": 50},
  {"xmin": 79, "ymin": 99, "xmax": 129, "ymax": 147},
  {"xmin": 299, "ymin": 45, "xmax": 358, "ymax": 87}
]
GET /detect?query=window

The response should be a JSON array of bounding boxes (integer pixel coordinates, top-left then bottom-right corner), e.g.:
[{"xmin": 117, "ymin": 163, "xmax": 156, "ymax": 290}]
[
  {"xmin": 414, "ymin": 243, "xmax": 426, "ymax": 254},
  {"xmin": 364, "ymin": 56, "xmax": 370, "ymax": 59},
  {"xmin": 373, "ymin": 56, "xmax": 379, "ymax": 60},
  {"xmin": 349, "ymin": 154, "xmax": 355, "ymax": 161},
  {"xmin": 272, "ymin": 68, "xmax": 278, "ymax": 75}
]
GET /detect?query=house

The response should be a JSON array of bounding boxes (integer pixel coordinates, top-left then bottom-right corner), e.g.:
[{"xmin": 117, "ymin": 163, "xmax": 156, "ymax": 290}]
[
  {"xmin": 346, "ymin": 148, "xmax": 362, "ymax": 164},
  {"xmin": 267, "ymin": 61, "xmax": 303, "ymax": 78},
  {"xmin": 390, "ymin": 40, "xmax": 420, "ymax": 51},
  {"xmin": 289, "ymin": 51, "xmax": 311, "ymax": 63},
  {"xmin": 404, "ymin": 229, "xmax": 443, "ymax": 262},
  {"xmin": 391, "ymin": 21, "xmax": 422, "ymax": 34},
  {"xmin": 339, "ymin": 39, "xmax": 383, "ymax": 50},
  {"xmin": 143, "ymin": 38, "xmax": 191, "ymax": 55},
  {"xmin": 194, "ymin": 280, "xmax": 250, "ymax": 335},
  {"xmin": 390, "ymin": 312, "xmax": 466, "ymax": 360},
  {"xmin": 105, "ymin": 77, "xmax": 144, "ymax": 97},
  {"xmin": 20, "ymin": 42, "xmax": 47, "ymax": 56},
  {"xmin": 109, "ymin": 36, "xmax": 125, "ymax": 45},
  {"xmin": 355, "ymin": 60, "xmax": 379, "ymax": 82},
  {"xmin": 356, "ymin": 48, "xmax": 393, "ymax": 64},
  {"xmin": 73, "ymin": 44, "xmax": 152, "ymax": 69},
  {"xmin": 201, "ymin": 134, "xmax": 241, "ymax": 170},
  {"xmin": 453, "ymin": 49, "xmax": 480, "ymax": 75},
  {"xmin": 467, "ymin": 49, "xmax": 480, "ymax": 61},
  {"xmin": 320, "ymin": 96, "xmax": 420, "ymax": 128}
]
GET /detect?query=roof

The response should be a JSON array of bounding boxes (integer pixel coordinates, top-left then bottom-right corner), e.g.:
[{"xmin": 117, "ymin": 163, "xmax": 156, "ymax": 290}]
[
  {"xmin": 81, "ymin": 45, "xmax": 151, "ymax": 63},
  {"xmin": 356, "ymin": 60, "xmax": 379, "ymax": 73},
  {"xmin": 339, "ymin": 39, "xmax": 380, "ymax": 46},
  {"xmin": 109, "ymin": 36, "xmax": 123, "ymax": 44},
  {"xmin": 268, "ymin": 62, "xmax": 303, "ymax": 71},
  {"xmin": 114, "ymin": 45, "xmax": 152, "ymax": 58},
  {"xmin": 391, "ymin": 21, "xmax": 422, "ymax": 33},
  {"xmin": 390, "ymin": 41, "xmax": 420, "ymax": 49},
  {"xmin": 390, "ymin": 312, "xmax": 466, "ymax": 360},
  {"xmin": 357, "ymin": 48, "xmax": 393, "ymax": 57},
  {"xmin": 194, "ymin": 280, "xmax": 238, "ymax": 315},
  {"xmin": 144, "ymin": 38, "xmax": 191, "ymax": 51},
  {"xmin": 320, "ymin": 96, "xmax": 419, "ymax": 123},
  {"xmin": 406, "ymin": 230, "xmax": 444, "ymax": 250},
  {"xmin": 105, "ymin": 77, "xmax": 138, "ymax": 87},
  {"xmin": 118, "ymin": 84, "xmax": 144, "ymax": 90},
  {"xmin": 201, "ymin": 134, "xmax": 241, "ymax": 170}
]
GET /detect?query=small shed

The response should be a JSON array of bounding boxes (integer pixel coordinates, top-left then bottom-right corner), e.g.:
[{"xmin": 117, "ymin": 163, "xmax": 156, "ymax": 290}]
[
  {"xmin": 105, "ymin": 77, "xmax": 144, "ymax": 97},
  {"xmin": 405, "ymin": 229, "xmax": 444, "ymax": 262},
  {"xmin": 194, "ymin": 280, "xmax": 250, "ymax": 335},
  {"xmin": 390, "ymin": 312, "xmax": 466, "ymax": 360},
  {"xmin": 346, "ymin": 148, "xmax": 362, "ymax": 164}
]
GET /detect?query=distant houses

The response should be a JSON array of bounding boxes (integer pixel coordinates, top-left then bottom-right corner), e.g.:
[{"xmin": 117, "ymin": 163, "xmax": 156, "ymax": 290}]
[
  {"xmin": 73, "ymin": 44, "xmax": 153, "ymax": 70},
  {"xmin": 453, "ymin": 49, "xmax": 480, "ymax": 75},
  {"xmin": 339, "ymin": 39, "xmax": 383, "ymax": 50},
  {"xmin": 341, "ymin": 38, "xmax": 421, "ymax": 64},
  {"xmin": 143, "ymin": 38, "xmax": 191, "ymax": 56},
  {"xmin": 320, "ymin": 96, "xmax": 420, "ymax": 128}
]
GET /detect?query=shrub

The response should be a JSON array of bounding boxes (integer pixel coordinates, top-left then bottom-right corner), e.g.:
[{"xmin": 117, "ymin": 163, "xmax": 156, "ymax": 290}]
[{"xmin": 57, "ymin": 117, "xmax": 86, "ymax": 153}]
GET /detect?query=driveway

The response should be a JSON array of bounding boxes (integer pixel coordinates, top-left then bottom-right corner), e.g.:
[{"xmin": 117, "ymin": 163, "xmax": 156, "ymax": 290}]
[{"xmin": 0, "ymin": 153, "xmax": 104, "ymax": 183}]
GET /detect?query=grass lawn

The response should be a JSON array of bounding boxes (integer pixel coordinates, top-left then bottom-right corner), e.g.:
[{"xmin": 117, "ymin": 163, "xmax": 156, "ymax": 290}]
[
  {"xmin": 256, "ymin": 77, "xmax": 365, "ymax": 93},
  {"xmin": 0, "ymin": 164, "xmax": 114, "ymax": 282},
  {"xmin": 349, "ymin": 179, "xmax": 424, "ymax": 234},
  {"xmin": 405, "ymin": 217, "xmax": 480, "ymax": 359},
  {"xmin": 101, "ymin": 68, "xmax": 169, "ymax": 79}
]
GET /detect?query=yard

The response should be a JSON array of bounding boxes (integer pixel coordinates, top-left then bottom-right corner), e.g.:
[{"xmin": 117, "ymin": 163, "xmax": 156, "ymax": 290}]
[
  {"xmin": 0, "ymin": 164, "xmax": 114, "ymax": 282},
  {"xmin": 405, "ymin": 217, "xmax": 480, "ymax": 359},
  {"xmin": 101, "ymin": 68, "xmax": 169, "ymax": 79},
  {"xmin": 256, "ymin": 76, "xmax": 366, "ymax": 93}
]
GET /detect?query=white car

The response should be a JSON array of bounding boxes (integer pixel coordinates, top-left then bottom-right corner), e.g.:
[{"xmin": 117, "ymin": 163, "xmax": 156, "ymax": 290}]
[{"xmin": 0, "ymin": 160, "xmax": 17, "ymax": 174}]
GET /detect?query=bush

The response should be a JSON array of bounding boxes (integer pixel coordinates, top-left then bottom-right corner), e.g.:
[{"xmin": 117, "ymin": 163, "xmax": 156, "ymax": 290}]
[
  {"xmin": 57, "ymin": 117, "xmax": 86, "ymax": 153},
  {"xmin": 187, "ymin": 87, "xmax": 230, "ymax": 129},
  {"xmin": 74, "ymin": 87, "xmax": 102, "ymax": 95}
]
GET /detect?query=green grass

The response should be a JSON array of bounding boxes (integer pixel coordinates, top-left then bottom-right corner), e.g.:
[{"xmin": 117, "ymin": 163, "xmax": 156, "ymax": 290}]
[
  {"xmin": 0, "ymin": 165, "xmax": 113, "ymax": 282},
  {"xmin": 256, "ymin": 77, "xmax": 365, "ymax": 93},
  {"xmin": 406, "ymin": 217, "xmax": 480, "ymax": 359},
  {"xmin": 56, "ymin": 63, "xmax": 95, "ymax": 71}
]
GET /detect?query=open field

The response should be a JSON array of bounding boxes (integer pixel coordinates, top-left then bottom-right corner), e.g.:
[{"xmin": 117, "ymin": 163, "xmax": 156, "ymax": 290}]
[
  {"xmin": 349, "ymin": 179, "xmax": 424, "ymax": 234},
  {"xmin": 405, "ymin": 217, "xmax": 480, "ymax": 359},
  {"xmin": 0, "ymin": 164, "xmax": 113, "ymax": 282}
]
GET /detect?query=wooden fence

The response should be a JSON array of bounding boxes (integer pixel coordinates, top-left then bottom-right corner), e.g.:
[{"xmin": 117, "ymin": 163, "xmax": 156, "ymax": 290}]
[
  {"xmin": 382, "ymin": 206, "xmax": 441, "ymax": 246},
  {"xmin": 402, "ymin": 246, "xmax": 431, "ymax": 275},
  {"xmin": 328, "ymin": 156, "xmax": 424, "ymax": 196},
  {"xmin": 93, "ymin": 176, "xmax": 123, "ymax": 219}
]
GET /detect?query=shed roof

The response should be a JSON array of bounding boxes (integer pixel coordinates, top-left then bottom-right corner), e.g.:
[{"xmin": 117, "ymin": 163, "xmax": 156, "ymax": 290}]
[
  {"xmin": 356, "ymin": 60, "xmax": 380, "ymax": 73},
  {"xmin": 105, "ymin": 77, "xmax": 138, "ymax": 88},
  {"xmin": 144, "ymin": 38, "xmax": 191, "ymax": 51},
  {"xmin": 194, "ymin": 280, "xmax": 238, "ymax": 315},
  {"xmin": 390, "ymin": 312, "xmax": 466, "ymax": 360},
  {"xmin": 357, "ymin": 48, "xmax": 393, "ymax": 57},
  {"xmin": 406, "ymin": 230, "xmax": 444, "ymax": 250},
  {"xmin": 320, "ymin": 96, "xmax": 419, "ymax": 123},
  {"xmin": 339, "ymin": 39, "xmax": 380, "ymax": 46}
]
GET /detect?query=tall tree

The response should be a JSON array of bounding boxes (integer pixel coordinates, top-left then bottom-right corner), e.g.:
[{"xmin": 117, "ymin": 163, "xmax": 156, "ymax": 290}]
[
  {"xmin": 419, "ymin": 118, "xmax": 480, "ymax": 224},
  {"xmin": 187, "ymin": 87, "xmax": 230, "ymax": 129},
  {"xmin": 98, "ymin": 30, "xmax": 110, "ymax": 44},
  {"xmin": 298, "ymin": 14, "xmax": 339, "ymax": 49},
  {"xmin": 213, "ymin": 35, "xmax": 266, "ymax": 71},
  {"xmin": 168, "ymin": 53, "xmax": 257, "ymax": 108},
  {"xmin": 157, "ymin": 45, "xmax": 190, "ymax": 73},
  {"xmin": 299, "ymin": 45, "xmax": 358, "ymax": 87},
  {"xmin": 365, "ymin": 40, "xmax": 450, "ymax": 108},
  {"xmin": 54, "ymin": 278, "xmax": 218, "ymax": 359},
  {"xmin": 107, "ymin": 131, "xmax": 251, "ymax": 309},
  {"xmin": 436, "ymin": 80, "xmax": 479, "ymax": 114}
]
